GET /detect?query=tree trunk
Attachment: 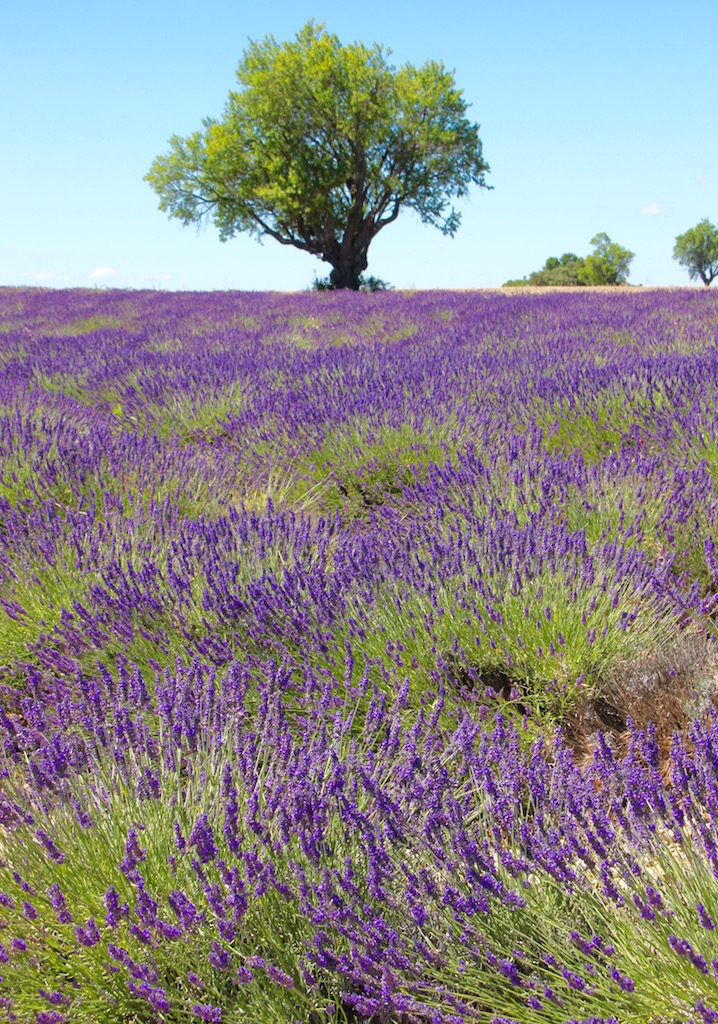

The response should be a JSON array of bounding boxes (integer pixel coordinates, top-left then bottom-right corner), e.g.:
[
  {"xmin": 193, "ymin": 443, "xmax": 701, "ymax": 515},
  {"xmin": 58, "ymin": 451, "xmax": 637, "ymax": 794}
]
[{"xmin": 328, "ymin": 249, "xmax": 368, "ymax": 290}]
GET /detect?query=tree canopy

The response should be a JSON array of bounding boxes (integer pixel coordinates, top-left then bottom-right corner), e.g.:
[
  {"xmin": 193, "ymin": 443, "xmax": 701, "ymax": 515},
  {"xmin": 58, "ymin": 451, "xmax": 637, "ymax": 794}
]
[
  {"xmin": 580, "ymin": 233, "xmax": 634, "ymax": 286},
  {"xmin": 673, "ymin": 218, "xmax": 718, "ymax": 286},
  {"xmin": 503, "ymin": 235, "xmax": 634, "ymax": 288},
  {"xmin": 145, "ymin": 21, "xmax": 489, "ymax": 289},
  {"xmin": 503, "ymin": 252, "xmax": 586, "ymax": 287}
]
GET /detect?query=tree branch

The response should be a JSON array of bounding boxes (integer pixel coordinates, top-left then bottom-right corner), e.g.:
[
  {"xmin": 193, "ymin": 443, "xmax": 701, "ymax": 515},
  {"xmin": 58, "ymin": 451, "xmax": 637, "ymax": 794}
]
[
  {"xmin": 376, "ymin": 196, "xmax": 401, "ymax": 229},
  {"xmin": 249, "ymin": 211, "xmax": 318, "ymax": 252}
]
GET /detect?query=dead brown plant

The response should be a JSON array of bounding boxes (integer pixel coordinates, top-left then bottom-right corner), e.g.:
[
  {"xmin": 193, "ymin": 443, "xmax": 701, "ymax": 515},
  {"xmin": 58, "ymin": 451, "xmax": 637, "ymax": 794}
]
[{"xmin": 564, "ymin": 631, "xmax": 718, "ymax": 778}]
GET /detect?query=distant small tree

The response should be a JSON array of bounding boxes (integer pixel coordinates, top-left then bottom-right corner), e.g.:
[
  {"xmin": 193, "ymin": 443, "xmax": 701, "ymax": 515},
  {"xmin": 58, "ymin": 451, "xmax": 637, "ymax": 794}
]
[
  {"xmin": 578, "ymin": 233, "xmax": 634, "ymax": 285},
  {"xmin": 145, "ymin": 21, "xmax": 490, "ymax": 290},
  {"xmin": 503, "ymin": 252, "xmax": 586, "ymax": 287},
  {"xmin": 534, "ymin": 253, "xmax": 586, "ymax": 286},
  {"xmin": 673, "ymin": 218, "xmax": 718, "ymax": 286}
]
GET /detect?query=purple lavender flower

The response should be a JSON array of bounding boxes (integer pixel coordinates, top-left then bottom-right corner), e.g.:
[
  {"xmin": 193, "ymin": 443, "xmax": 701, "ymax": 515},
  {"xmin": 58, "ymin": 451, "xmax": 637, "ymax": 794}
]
[
  {"xmin": 48, "ymin": 883, "xmax": 71, "ymax": 925},
  {"xmin": 266, "ymin": 963, "xmax": 294, "ymax": 989},
  {"xmin": 134, "ymin": 880, "xmax": 158, "ymax": 926},
  {"xmin": 668, "ymin": 934, "xmax": 709, "ymax": 974},
  {"xmin": 631, "ymin": 893, "xmax": 655, "ymax": 921},
  {"xmin": 697, "ymin": 903, "xmax": 716, "ymax": 930},
  {"xmin": 189, "ymin": 813, "xmax": 217, "ymax": 864},
  {"xmin": 192, "ymin": 1005, "xmax": 222, "ymax": 1022},
  {"xmin": 561, "ymin": 967, "xmax": 587, "ymax": 991},
  {"xmin": 174, "ymin": 820, "xmax": 186, "ymax": 852},
  {"xmin": 696, "ymin": 1001, "xmax": 718, "ymax": 1024},
  {"xmin": 39, "ymin": 990, "xmax": 72, "ymax": 1007},
  {"xmin": 208, "ymin": 940, "xmax": 232, "ymax": 971},
  {"xmin": 35, "ymin": 829, "xmax": 65, "ymax": 864},
  {"xmin": 168, "ymin": 889, "xmax": 198, "ymax": 932},
  {"xmin": 645, "ymin": 886, "xmax": 664, "ymax": 910},
  {"xmin": 609, "ymin": 967, "xmax": 635, "ymax": 992},
  {"xmin": 119, "ymin": 828, "xmax": 146, "ymax": 878},
  {"xmin": 103, "ymin": 886, "xmax": 129, "ymax": 927},
  {"xmin": 156, "ymin": 919, "xmax": 183, "ymax": 941},
  {"xmin": 14, "ymin": 872, "xmax": 34, "ymax": 893},
  {"xmin": 147, "ymin": 986, "xmax": 170, "ymax": 1012},
  {"xmin": 108, "ymin": 944, "xmax": 131, "ymax": 965},
  {"xmin": 217, "ymin": 918, "xmax": 235, "ymax": 942},
  {"xmin": 128, "ymin": 923, "xmax": 156, "ymax": 946},
  {"xmin": 75, "ymin": 917, "xmax": 100, "ymax": 947}
]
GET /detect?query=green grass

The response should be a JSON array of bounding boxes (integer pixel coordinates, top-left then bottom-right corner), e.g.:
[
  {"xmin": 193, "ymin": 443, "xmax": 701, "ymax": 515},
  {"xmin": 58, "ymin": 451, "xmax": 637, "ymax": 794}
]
[{"xmin": 286, "ymin": 417, "xmax": 464, "ymax": 519}]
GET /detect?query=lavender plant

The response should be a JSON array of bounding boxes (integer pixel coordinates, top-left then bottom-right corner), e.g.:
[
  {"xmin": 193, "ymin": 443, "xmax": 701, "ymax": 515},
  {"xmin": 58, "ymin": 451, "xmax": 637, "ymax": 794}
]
[
  {"xmin": 2, "ymin": 286, "xmax": 718, "ymax": 1022},
  {"xmin": 4, "ymin": 658, "xmax": 718, "ymax": 1022}
]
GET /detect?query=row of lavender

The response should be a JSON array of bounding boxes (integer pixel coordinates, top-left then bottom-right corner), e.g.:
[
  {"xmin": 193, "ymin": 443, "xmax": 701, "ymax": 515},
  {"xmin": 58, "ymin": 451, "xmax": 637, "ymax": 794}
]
[
  {"xmin": 1, "ymin": 287, "xmax": 718, "ymax": 1022},
  {"xmin": 4, "ymin": 654, "xmax": 718, "ymax": 1022},
  {"xmin": 1, "ymin": 288, "xmax": 718, "ymax": 708}
]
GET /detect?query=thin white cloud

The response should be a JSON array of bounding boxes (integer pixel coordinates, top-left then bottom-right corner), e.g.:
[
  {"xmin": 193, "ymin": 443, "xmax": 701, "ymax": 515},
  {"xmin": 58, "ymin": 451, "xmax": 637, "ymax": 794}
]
[
  {"xmin": 90, "ymin": 266, "xmax": 118, "ymax": 280},
  {"xmin": 640, "ymin": 201, "xmax": 663, "ymax": 216},
  {"xmin": 146, "ymin": 273, "xmax": 171, "ymax": 282},
  {"xmin": 697, "ymin": 175, "xmax": 710, "ymax": 185}
]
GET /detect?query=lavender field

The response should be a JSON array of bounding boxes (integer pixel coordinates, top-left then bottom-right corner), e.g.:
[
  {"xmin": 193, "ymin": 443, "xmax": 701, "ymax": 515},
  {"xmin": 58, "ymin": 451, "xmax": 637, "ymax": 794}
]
[{"xmin": 3, "ymin": 285, "xmax": 718, "ymax": 1023}]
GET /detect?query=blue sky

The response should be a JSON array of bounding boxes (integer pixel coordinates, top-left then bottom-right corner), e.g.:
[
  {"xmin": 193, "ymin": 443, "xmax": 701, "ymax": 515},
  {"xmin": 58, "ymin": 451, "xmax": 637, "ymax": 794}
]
[{"xmin": 2, "ymin": 0, "xmax": 715, "ymax": 291}]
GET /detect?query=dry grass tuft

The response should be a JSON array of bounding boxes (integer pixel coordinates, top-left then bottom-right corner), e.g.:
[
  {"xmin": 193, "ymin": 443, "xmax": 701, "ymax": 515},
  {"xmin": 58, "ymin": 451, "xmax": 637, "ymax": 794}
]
[{"xmin": 564, "ymin": 632, "xmax": 718, "ymax": 775}]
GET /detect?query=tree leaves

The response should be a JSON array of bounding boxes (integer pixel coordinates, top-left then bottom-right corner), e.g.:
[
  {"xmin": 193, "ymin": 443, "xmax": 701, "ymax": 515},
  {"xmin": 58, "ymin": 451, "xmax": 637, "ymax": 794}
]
[
  {"xmin": 145, "ymin": 21, "xmax": 489, "ymax": 288},
  {"xmin": 673, "ymin": 219, "xmax": 718, "ymax": 287}
]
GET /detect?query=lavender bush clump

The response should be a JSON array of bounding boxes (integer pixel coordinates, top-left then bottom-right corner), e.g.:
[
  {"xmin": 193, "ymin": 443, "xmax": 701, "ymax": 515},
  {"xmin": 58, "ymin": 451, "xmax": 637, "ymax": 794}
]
[{"xmin": 2, "ymin": 286, "xmax": 718, "ymax": 1022}]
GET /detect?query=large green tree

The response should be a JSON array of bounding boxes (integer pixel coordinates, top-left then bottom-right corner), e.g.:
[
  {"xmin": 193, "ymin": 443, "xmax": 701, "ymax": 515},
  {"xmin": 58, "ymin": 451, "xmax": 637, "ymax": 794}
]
[
  {"xmin": 145, "ymin": 22, "xmax": 489, "ymax": 290},
  {"xmin": 673, "ymin": 218, "xmax": 718, "ymax": 286},
  {"xmin": 578, "ymin": 233, "xmax": 635, "ymax": 285}
]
